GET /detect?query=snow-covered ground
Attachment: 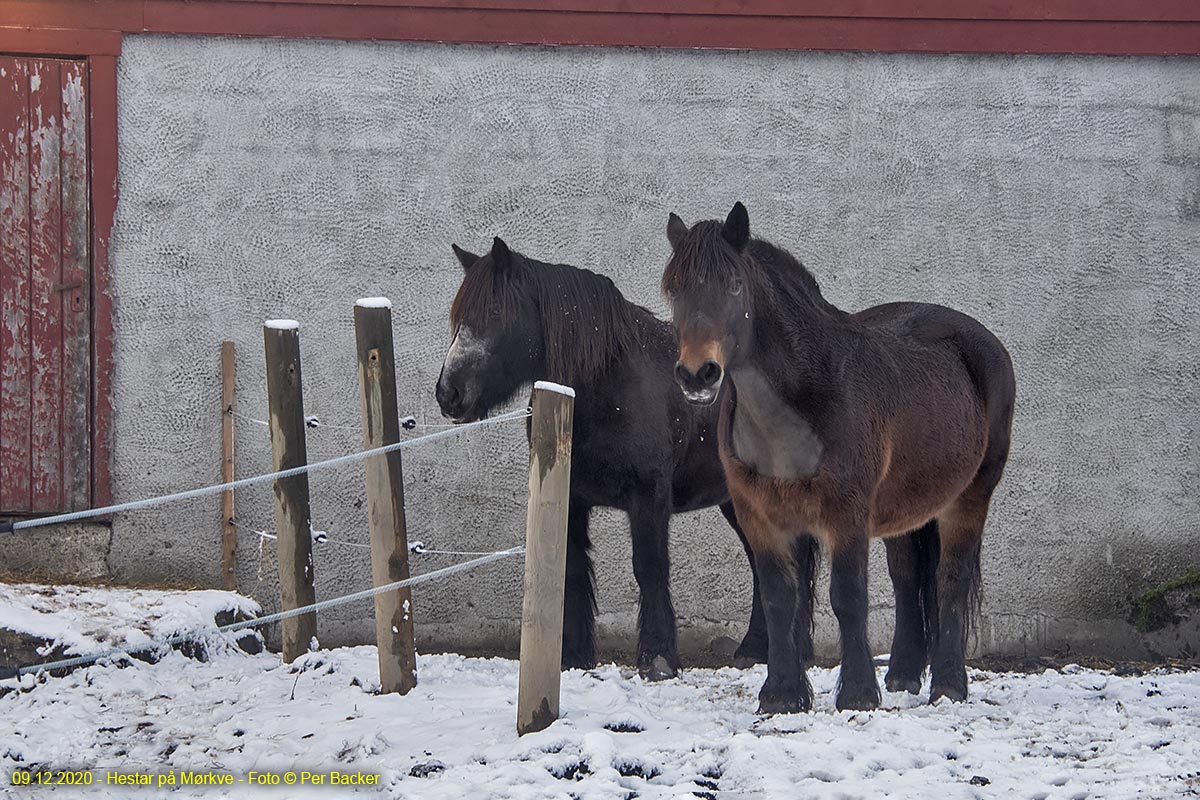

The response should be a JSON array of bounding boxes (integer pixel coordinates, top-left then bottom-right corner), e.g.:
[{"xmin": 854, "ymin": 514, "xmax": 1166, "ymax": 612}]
[
  {"xmin": 0, "ymin": 582, "xmax": 261, "ymax": 659},
  {"xmin": 4, "ymin": 644, "xmax": 1199, "ymax": 799}
]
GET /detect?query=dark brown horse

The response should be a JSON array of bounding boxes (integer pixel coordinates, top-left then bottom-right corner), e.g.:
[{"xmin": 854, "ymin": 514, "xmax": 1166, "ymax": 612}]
[{"xmin": 661, "ymin": 203, "xmax": 1015, "ymax": 714}]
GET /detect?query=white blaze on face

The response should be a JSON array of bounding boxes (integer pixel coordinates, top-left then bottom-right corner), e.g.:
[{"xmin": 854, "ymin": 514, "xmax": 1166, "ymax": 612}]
[{"xmin": 442, "ymin": 324, "xmax": 488, "ymax": 376}]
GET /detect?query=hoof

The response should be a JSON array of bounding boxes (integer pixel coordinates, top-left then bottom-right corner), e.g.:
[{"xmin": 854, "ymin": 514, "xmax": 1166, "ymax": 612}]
[
  {"xmin": 733, "ymin": 639, "xmax": 768, "ymax": 668},
  {"xmin": 884, "ymin": 673, "xmax": 923, "ymax": 695},
  {"xmin": 639, "ymin": 655, "xmax": 677, "ymax": 682},
  {"xmin": 835, "ymin": 682, "xmax": 881, "ymax": 712},
  {"xmin": 757, "ymin": 692, "xmax": 801, "ymax": 715},
  {"xmin": 930, "ymin": 683, "xmax": 968, "ymax": 703},
  {"xmin": 757, "ymin": 677, "xmax": 813, "ymax": 715}
]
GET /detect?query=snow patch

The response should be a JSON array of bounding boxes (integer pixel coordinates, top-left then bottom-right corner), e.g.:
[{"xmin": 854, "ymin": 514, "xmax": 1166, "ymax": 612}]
[
  {"xmin": 355, "ymin": 297, "xmax": 393, "ymax": 309},
  {"xmin": 0, "ymin": 583, "xmax": 260, "ymax": 659},
  {"xmin": 534, "ymin": 380, "xmax": 576, "ymax": 398},
  {"xmin": 264, "ymin": 319, "xmax": 299, "ymax": 330}
]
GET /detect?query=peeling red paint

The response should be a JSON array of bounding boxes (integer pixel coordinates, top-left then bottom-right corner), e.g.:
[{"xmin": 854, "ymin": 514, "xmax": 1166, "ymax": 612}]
[{"xmin": 0, "ymin": 56, "xmax": 91, "ymax": 515}]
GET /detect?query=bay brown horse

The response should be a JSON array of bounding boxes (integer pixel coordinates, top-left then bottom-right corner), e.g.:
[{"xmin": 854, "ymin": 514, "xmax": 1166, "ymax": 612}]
[
  {"xmin": 435, "ymin": 237, "xmax": 773, "ymax": 679},
  {"xmin": 661, "ymin": 203, "xmax": 1015, "ymax": 713}
]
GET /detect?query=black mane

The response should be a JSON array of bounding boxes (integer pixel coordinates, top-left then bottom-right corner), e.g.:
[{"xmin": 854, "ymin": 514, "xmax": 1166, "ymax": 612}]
[
  {"xmin": 662, "ymin": 220, "xmax": 842, "ymax": 319},
  {"xmin": 450, "ymin": 250, "xmax": 654, "ymax": 383}
]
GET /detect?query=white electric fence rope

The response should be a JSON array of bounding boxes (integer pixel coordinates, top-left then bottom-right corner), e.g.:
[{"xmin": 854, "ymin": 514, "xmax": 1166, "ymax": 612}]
[
  {"xmin": 252, "ymin": 530, "xmax": 497, "ymax": 557},
  {"xmin": 252, "ymin": 529, "xmax": 371, "ymax": 552},
  {"xmin": 232, "ymin": 409, "xmax": 457, "ymax": 432},
  {"xmin": 14, "ymin": 546, "xmax": 525, "ymax": 677},
  {"xmin": 0, "ymin": 408, "xmax": 530, "ymax": 534}
]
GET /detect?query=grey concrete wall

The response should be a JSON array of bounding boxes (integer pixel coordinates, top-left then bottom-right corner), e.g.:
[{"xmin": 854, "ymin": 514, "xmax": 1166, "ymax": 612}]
[
  {"xmin": 3, "ymin": 524, "xmax": 110, "ymax": 582},
  {"xmin": 83, "ymin": 35, "xmax": 1200, "ymax": 660}
]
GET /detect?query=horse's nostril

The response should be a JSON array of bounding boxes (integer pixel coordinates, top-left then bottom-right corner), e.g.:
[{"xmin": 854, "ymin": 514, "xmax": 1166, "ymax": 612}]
[
  {"xmin": 697, "ymin": 360, "xmax": 721, "ymax": 388},
  {"xmin": 437, "ymin": 380, "xmax": 464, "ymax": 414},
  {"xmin": 674, "ymin": 361, "xmax": 691, "ymax": 386}
]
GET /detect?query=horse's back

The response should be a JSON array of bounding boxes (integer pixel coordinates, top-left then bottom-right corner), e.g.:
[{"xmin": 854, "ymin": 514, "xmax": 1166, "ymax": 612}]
[
  {"xmin": 856, "ymin": 301, "xmax": 1015, "ymax": 502},
  {"xmin": 855, "ymin": 301, "xmax": 1014, "ymax": 427}
]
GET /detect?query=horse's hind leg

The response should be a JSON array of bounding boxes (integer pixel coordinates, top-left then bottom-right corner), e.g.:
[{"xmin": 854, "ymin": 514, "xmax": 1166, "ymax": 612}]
[
  {"xmin": 884, "ymin": 521, "xmax": 939, "ymax": 694},
  {"xmin": 830, "ymin": 532, "xmax": 881, "ymax": 711},
  {"xmin": 719, "ymin": 501, "xmax": 768, "ymax": 666},
  {"xmin": 930, "ymin": 502, "xmax": 985, "ymax": 703},
  {"xmin": 629, "ymin": 485, "xmax": 679, "ymax": 681},
  {"xmin": 562, "ymin": 503, "xmax": 598, "ymax": 670}
]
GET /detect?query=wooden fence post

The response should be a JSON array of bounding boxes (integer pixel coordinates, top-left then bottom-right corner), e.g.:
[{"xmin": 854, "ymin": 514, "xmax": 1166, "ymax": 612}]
[
  {"xmin": 263, "ymin": 320, "xmax": 317, "ymax": 663},
  {"xmin": 220, "ymin": 341, "xmax": 237, "ymax": 592},
  {"xmin": 354, "ymin": 298, "xmax": 417, "ymax": 695},
  {"xmin": 517, "ymin": 381, "xmax": 575, "ymax": 736}
]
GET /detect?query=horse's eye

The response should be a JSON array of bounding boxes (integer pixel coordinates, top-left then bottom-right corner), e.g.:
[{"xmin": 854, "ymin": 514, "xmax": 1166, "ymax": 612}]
[{"xmin": 729, "ymin": 278, "xmax": 743, "ymax": 296}]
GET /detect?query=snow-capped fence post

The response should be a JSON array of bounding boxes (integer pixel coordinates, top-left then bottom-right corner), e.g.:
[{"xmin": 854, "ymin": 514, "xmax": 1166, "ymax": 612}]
[
  {"xmin": 517, "ymin": 381, "xmax": 575, "ymax": 736},
  {"xmin": 354, "ymin": 298, "xmax": 418, "ymax": 696},
  {"xmin": 220, "ymin": 340, "xmax": 237, "ymax": 592},
  {"xmin": 263, "ymin": 320, "xmax": 318, "ymax": 663}
]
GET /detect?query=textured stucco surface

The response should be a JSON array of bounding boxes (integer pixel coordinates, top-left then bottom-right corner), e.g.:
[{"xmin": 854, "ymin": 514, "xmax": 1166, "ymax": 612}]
[
  {"xmin": 77, "ymin": 35, "xmax": 1200, "ymax": 660},
  {"xmin": 3, "ymin": 524, "xmax": 110, "ymax": 581}
]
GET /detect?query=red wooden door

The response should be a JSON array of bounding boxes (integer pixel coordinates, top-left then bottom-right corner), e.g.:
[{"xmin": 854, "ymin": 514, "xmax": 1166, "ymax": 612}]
[{"xmin": 0, "ymin": 56, "xmax": 91, "ymax": 515}]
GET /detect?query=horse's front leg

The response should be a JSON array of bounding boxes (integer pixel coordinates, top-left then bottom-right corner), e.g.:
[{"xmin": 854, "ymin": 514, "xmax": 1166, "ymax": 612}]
[
  {"xmin": 629, "ymin": 485, "xmax": 678, "ymax": 681},
  {"xmin": 754, "ymin": 539, "xmax": 811, "ymax": 714},
  {"xmin": 561, "ymin": 502, "xmax": 597, "ymax": 670},
  {"xmin": 830, "ymin": 531, "xmax": 881, "ymax": 711}
]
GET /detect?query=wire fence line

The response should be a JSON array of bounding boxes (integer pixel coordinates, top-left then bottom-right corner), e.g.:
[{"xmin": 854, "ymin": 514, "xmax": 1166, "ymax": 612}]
[
  {"xmin": 231, "ymin": 408, "xmax": 457, "ymax": 433},
  {"xmin": 12, "ymin": 545, "xmax": 526, "ymax": 678},
  {"xmin": 250, "ymin": 528, "xmax": 503, "ymax": 558},
  {"xmin": 0, "ymin": 408, "xmax": 531, "ymax": 535}
]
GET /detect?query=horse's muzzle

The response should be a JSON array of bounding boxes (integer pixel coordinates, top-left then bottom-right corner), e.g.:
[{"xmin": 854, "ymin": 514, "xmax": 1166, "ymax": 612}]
[
  {"xmin": 435, "ymin": 376, "xmax": 474, "ymax": 422},
  {"xmin": 675, "ymin": 359, "xmax": 722, "ymax": 406}
]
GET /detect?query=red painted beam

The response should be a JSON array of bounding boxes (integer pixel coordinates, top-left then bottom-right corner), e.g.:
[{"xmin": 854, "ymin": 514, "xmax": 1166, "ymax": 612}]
[
  {"xmin": 0, "ymin": 27, "xmax": 122, "ymax": 56},
  {"xmin": 144, "ymin": 3, "xmax": 1200, "ymax": 55},
  {"xmin": 88, "ymin": 54, "xmax": 118, "ymax": 513},
  {"xmin": 217, "ymin": 0, "xmax": 1200, "ymax": 23},
  {"xmin": 0, "ymin": 2, "xmax": 143, "ymax": 32},
  {"xmin": 3, "ymin": 0, "xmax": 1199, "ymax": 54}
]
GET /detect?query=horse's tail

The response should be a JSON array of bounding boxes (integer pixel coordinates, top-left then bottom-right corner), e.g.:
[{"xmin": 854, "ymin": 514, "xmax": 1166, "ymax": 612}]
[
  {"xmin": 918, "ymin": 518, "xmax": 986, "ymax": 659},
  {"xmin": 950, "ymin": 321, "xmax": 1011, "ymax": 648},
  {"xmin": 912, "ymin": 519, "xmax": 942, "ymax": 660},
  {"xmin": 962, "ymin": 536, "xmax": 983, "ymax": 651},
  {"xmin": 795, "ymin": 533, "xmax": 820, "ymax": 636}
]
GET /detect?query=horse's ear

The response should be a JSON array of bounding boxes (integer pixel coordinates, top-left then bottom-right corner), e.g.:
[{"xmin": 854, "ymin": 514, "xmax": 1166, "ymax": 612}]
[
  {"xmin": 490, "ymin": 236, "xmax": 513, "ymax": 273},
  {"xmin": 451, "ymin": 243, "xmax": 480, "ymax": 271},
  {"xmin": 667, "ymin": 213, "xmax": 689, "ymax": 252},
  {"xmin": 722, "ymin": 202, "xmax": 750, "ymax": 252}
]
